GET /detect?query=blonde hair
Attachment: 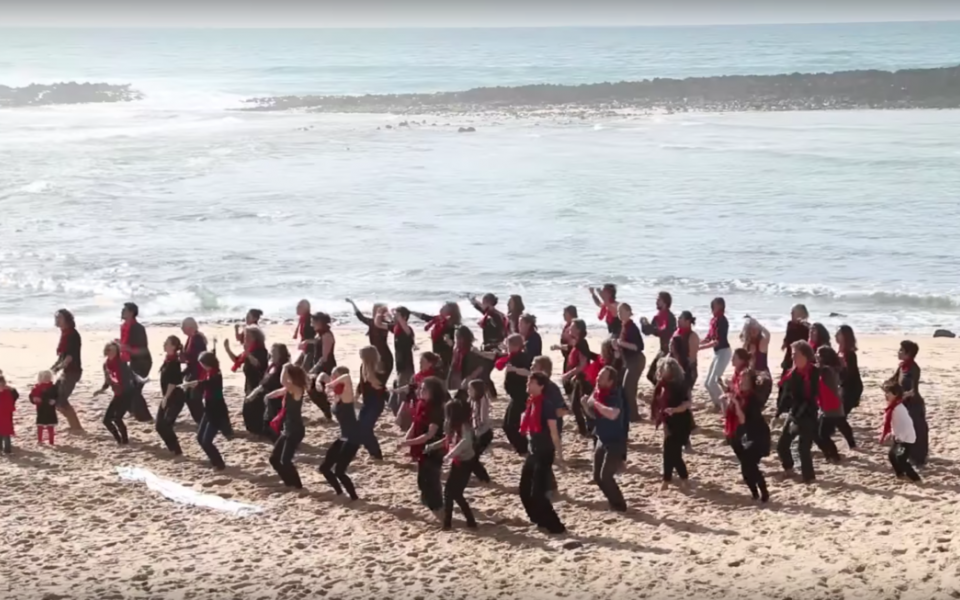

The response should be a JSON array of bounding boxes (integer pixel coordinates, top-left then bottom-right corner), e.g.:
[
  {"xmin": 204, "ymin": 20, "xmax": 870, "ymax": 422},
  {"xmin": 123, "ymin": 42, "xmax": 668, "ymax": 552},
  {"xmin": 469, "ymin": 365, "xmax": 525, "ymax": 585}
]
[
  {"xmin": 359, "ymin": 346, "xmax": 381, "ymax": 380},
  {"xmin": 740, "ymin": 317, "xmax": 760, "ymax": 346},
  {"xmin": 506, "ymin": 333, "xmax": 524, "ymax": 351},
  {"xmin": 38, "ymin": 370, "xmax": 54, "ymax": 384},
  {"xmin": 656, "ymin": 357, "xmax": 684, "ymax": 383},
  {"xmin": 332, "ymin": 365, "xmax": 350, "ymax": 378}
]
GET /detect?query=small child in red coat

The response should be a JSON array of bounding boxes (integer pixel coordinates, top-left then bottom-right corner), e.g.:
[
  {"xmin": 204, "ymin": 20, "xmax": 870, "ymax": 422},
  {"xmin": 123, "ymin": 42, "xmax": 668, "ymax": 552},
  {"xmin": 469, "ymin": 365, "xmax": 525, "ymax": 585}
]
[
  {"xmin": 0, "ymin": 373, "xmax": 19, "ymax": 454},
  {"xmin": 30, "ymin": 370, "xmax": 58, "ymax": 445}
]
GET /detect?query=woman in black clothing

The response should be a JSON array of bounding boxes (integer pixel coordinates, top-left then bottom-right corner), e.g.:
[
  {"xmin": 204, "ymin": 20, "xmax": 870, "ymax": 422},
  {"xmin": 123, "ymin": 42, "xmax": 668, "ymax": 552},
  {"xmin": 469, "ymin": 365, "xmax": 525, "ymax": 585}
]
[
  {"xmin": 120, "ymin": 302, "xmax": 153, "ymax": 423},
  {"xmin": 318, "ymin": 367, "xmax": 361, "ymax": 500},
  {"xmin": 722, "ymin": 368, "xmax": 771, "ymax": 502},
  {"xmin": 507, "ymin": 295, "xmax": 525, "ymax": 336},
  {"xmin": 445, "ymin": 327, "xmax": 494, "ymax": 398},
  {"xmin": 808, "ymin": 322, "xmax": 831, "ymax": 351},
  {"xmin": 155, "ymin": 335, "xmax": 187, "ymax": 455},
  {"xmin": 814, "ymin": 346, "xmax": 846, "ymax": 463},
  {"xmin": 553, "ymin": 305, "xmax": 579, "ymax": 397},
  {"xmin": 412, "ymin": 302, "xmax": 460, "ymax": 380},
  {"xmin": 775, "ymin": 340, "xmax": 820, "ymax": 483},
  {"xmin": 357, "ymin": 345, "xmax": 390, "ymax": 459},
  {"xmin": 180, "ymin": 317, "xmax": 208, "ymax": 424},
  {"xmin": 834, "ymin": 325, "xmax": 861, "ymax": 449},
  {"xmin": 95, "ymin": 341, "xmax": 141, "ymax": 445},
  {"xmin": 469, "ymin": 293, "xmax": 507, "ymax": 351},
  {"xmin": 519, "ymin": 372, "xmax": 565, "ymax": 534},
  {"xmin": 780, "ymin": 304, "xmax": 810, "ymax": 372},
  {"xmin": 348, "ymin": 299, "xmax": 393, "ymax": 378},
  {"xmin": 519, "ymin": 313, "xmax": 542, "ymax": 359},
  {"xmin": 590, "ymin": 283, "xmax": 622, "ymax": 337},
  {"xmin": 670, "ymin": 311, "xmax": 700, "ymax": 394},
  {"xmin": 562, "ymin": 319, "xmax": 596, "ymax": 437},
  {"xmin": 224, "ymin": 326, "xmax": 268, "ymax": 397},
  {"xmin": 182, "ymin": 352, "xmax": 229, "ymax": 470},
  {"xmin": 886, "ymin": 340, "xmax": 928, "ymax": 466},
  {"xmin": 244, "ymin": 343, "xmax": 291, "ymax": 441},
  {"xmin": 498, "ymin": 334, "xmax": 532, "ymax": 455},
  {"xmin": 654, "ymin": 357, "xmax": 694, "ymax": 490},
  {"xmin": 304, "ymin": 312, "xmax": 336, "ymax": 420},
  {"xmin": 265, "ymin": 364, "xmax": 309, "ymax": 489},
  {"xmin": 399, "ymin": 376, "xmax": 448, "ymax": 519},
  {"xmin": 392, "ymin": 307, "xmax": 416, "ymax": 387}
]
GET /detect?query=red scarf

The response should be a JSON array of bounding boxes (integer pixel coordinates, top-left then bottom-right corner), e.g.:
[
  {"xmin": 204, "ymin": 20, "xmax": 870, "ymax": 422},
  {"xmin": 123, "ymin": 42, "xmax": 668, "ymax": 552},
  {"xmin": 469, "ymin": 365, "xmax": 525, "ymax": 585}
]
[
  {"xmin": 231, "ymin": 342, "xmax": 262, "ymax": 373},
  {"xmin": 105, "ymin": 356, "xmax": 123, "ymax": 392},
  {"xmin": 652, "ymin": 382, "xmax": 668, "ymax": 427},
  {"xmin": 56, "ymin": 328, "xmax": 72, "ymax": 356},
  {"xmin": 30, "ymin": 382, "xmax": 54, "ymax": 404},
  {"xmin": 900, "ymin": 359, "xmax": 914, "ymax": 373},
  {"xmin": 583, "ymin": 357, "xmax": 604, "ymax": 386},
  {"xmin": 519, "ymin": 393, "xmax": 544, "ymax": 435},
  {"xmin": 593, "ymin": 386, "xmax": 611, "ymax": 411},
  {"xmin": 479, "ymin": 308, "xmax": 507, "ymax": 336},
  {"xmin": 598, "ymin": 304, "xmax": 616, "ymax": 325},
  {"xmin": 292, "ymin": 314, "xmax": 308, "ymax": 340},
  {"xmin": 182, "ymin": 334, "xmax": 198, "ymax": 363},
  {"xmin": 412, "ymin": 368, "xmax": 434, "ymax": 388},
  {"xmin": 730, "ymin": 366, "xmax": 745, "ymax": 397},
  {"xmin": 781, "ymin": 363, "xmax": 813, "ymax": 398},
  {"xmin": 724, "ymin": 393, "xmax": 746, "ymax": 439},
  {"xmin": 409, "ymin": 398, "xmax": 431, "ymax": 461},
  {"xmin": 707, "ymin": 315, "xmax": 720, "ymax": 341},
  {"xmin": 201, "ymin": 368, "xmax": 219, "ymax": 400},
  {"xmin": 425, "ymin": 315, "xmax": 449, "ymax": 342},
  {"xmin": 561, "ymin": 322, "xmax": 576, "ymax": 346},
  {"xmin": 164, "ymin": 351, "xmax": 179, "ymax": 365},
  {"xmin": 652, "ymin": 309, "xmax": 670, "ymax": 332},
  {"xmin": 881, "ymin": 396, "xmax": 904, "ymax": 442},
  {"xmin": 119, "ymin": 319, "xmax": 133, "ymax": 362},
  {"xmin": 674, "ymin": 325, "xmax": 691, "ymax": 339},
  {"xmin": 495, "ymin": 351, "xmax": 518, "ymax": 371},
  {"xmin": 452, "ymin": 346, "xmax": 469, "ymax": 373},
  {"xmin": 271, "ymin": 394, "xmax": 286, "ymax": 435},
  {"xmin": 567, "ymin": 346, "xmax": 582, "ymax": 370},
  {"xmin": 393, "ymin": 322, "xmax": 413, "ymax": 339}
]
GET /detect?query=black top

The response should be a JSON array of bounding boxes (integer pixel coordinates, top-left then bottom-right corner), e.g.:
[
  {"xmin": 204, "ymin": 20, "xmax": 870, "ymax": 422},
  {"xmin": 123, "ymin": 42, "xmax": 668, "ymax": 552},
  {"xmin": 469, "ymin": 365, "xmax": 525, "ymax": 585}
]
[
  {"xmin": 34, "ymin": 385, "xmax": 59, "ymax": 426},
  {"xmin": 529, "ymin": 387, "xmax": 563, "ymax": 455},
  {"xmin": 260, "ymin": 363, "xmax": 284, "ymax": 395},
  {"xmin": 243, "ymin": 346, "xmax": 270, "ymax": 384},
  {"xmin": 282, "ymin": 392, "xmax": 305, "ymax": 436},
  {"xmin": 662, "ymin": 381, "xmax": 693, "ymax": 437},
  {"xmin": 897, "ymin": 363, "xmax": 924, "ymax": 403},
  {"xmin": 504, "ymin": 352, "xmax": 533, "ymax": 401},
  {"xmin": 307, "ymin": 333, "xmax": 337, "ymax": 376},
  {"xmin": 839, "ymin": 350, "xmax": 864, "ymax": 402},
  {"xmin": 642, "ymin": 311, "xmax": 677, "ymax": 354},
  {"xmin": 712, "ymin": 315, "xmax": 730, "ymax": 352},
  {"xmin": 605, "ymin": 316, "xmax": 623, "ymax": 337},
  {"xmin": 619, "ymin": 320, "xmax": 644, "ymax": 359},
  {"xmin": 60, "ymin": 329, "xmax": 83, "ymax": 375},
  {"xmin": 127, "ymin": 321, "xmax": 152, "ymax": 374},
  {"xmin": 471, "ymin": 301, "xmax": 506, "ymax": 350},
  {"xmin": 394, "ymin": 326, "xmax": 415, "ymax": 374},
  {"xmin": 355, "ymin": 310, "xmax": 392, "ymax": 361},
  {"xmin": 199, "ymin": 372, "xmax": 228, "ymax": 419},
  {"xmin": 336, "ymin": 397, "xmax": 359, "ymax": 441},
  {"xmin": 446, "ymin": 349, "xmax": 493, "ymax": 391},
  {"xmin": 778, "ymin": 366, "xmax": 821, "ymax": 421},
  {"xmin": 781, "ymin": 321, "xmax": 810, "ymax": 371},
  {"xmin": 182, "ymin": 334, "xmax": 207, "ymax": 380},
  {"xmin": 524, "ymin": 331, "xmax": 543, "ymax": 359},
  {"xmin": 670, "ymin": 330, "xmax": 695, "ymax": 385},
  {"xmin": 105, "ymin": 360, "xmax": 139, "ymax": 394},
  {"xmin": 159, "ymin": 358, "xmax": 184, "ymax": 391},
  {"xmin": 424, "ymin": 400, "xmax": 446, "ymax": 452}
]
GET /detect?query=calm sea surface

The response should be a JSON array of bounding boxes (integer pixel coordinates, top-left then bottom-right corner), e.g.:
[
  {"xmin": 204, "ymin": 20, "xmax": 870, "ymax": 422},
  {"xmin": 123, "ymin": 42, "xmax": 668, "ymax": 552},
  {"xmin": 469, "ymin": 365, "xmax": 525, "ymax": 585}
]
[{"xmin": 1, "ymin": 23, "xmax": 959, "ymax": 333}]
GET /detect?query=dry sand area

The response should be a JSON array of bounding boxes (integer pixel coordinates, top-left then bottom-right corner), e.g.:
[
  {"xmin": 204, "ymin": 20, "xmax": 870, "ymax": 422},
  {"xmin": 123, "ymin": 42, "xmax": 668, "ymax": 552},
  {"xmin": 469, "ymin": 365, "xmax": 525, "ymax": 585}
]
[{"xmin": 2, "ymin": 325, "xmax": 960, "ymax": 600}]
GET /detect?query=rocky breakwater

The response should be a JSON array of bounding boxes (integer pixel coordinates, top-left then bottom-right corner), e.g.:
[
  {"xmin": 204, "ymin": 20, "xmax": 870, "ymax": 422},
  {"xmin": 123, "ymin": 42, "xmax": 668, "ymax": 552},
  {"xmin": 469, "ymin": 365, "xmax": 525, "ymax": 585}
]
[
  {"xmin": 0, "ymin": 82, "xmax": 143, "ymax": 108},
  {"xmin": 241, "ymin": 64, "xmax": 960, "ymax": 115}
]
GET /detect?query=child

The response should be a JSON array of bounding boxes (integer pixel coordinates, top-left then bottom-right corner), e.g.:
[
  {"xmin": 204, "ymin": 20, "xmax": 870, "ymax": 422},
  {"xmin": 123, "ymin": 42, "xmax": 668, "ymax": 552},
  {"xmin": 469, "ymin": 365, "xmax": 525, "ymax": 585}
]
[
  {"xmin": 399, "ymin": 376, "xmax": 448, "ymax": 520},
  {"xmin": 465, "ymin": 379, "xmax": 493, "ymax": 483},
  {"xmin": 428, "ymin": 397, "xmax": 478, "ymax": 530},
  {"xmin": 722, "ymin": 368, "xmax": 771, "ymax": 502},
  {"xmin": 881, "ymin": 381, "xmax": 921, "ymax": 482},
  {"xmin": 317, "ymin": 366, "xmax": 360, "ymax": 500},
  {"xmin": 31, "ymin": 371, "xmax": 59, "ymax": 445},
  {"xmin": 0, "ymin": 375, "xmax": 19, "ymax": 454},
  {"xmin": 182, "ymin": 352, "xmax": 229, "ymax": 470}
]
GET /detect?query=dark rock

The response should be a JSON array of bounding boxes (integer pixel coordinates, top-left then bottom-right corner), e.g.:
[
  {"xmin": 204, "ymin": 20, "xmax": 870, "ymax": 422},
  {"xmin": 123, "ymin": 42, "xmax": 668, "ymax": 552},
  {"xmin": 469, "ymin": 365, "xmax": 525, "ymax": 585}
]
[
  {"xmin": 829, "ymin": 312, "xmax": 847, "ymax": 318},
  {"xmin": 458, "ymin": 126, "xmax": 476, "ymax": 133},
  {"xmin": 385, "ymin": 124, "xmax": 393, "ymax": 129},
  {"xmin": 562, "ymin": 541, "xmax": 583, "ymax": 550},
  {"xmin": 933, "ymin": 329, "xmax": 956, "ymax": 338},
  {"xmin": 0, "ymin": 82, "xmax": 142, "ymax": 107}
]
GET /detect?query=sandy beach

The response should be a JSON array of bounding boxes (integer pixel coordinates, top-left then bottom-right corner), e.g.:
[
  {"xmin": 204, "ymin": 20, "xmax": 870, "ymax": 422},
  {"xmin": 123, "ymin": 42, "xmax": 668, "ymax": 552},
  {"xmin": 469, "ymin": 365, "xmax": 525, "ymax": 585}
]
[{"xmin": 1, "ymin": 324, "xmax": 959, "ymax": 600}]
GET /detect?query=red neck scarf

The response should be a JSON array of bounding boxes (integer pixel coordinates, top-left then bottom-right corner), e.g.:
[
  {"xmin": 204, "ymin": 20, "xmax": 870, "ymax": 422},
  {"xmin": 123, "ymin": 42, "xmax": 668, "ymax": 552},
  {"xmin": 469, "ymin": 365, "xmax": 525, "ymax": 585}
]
[
  {"xmin": 198, "ymin": 366, "xmax": 214, "ymax": 383},
  {"xmin": 881, "ymin": 396, "xmax": 904, "ymax": 441},
  {"xmin": 271, "ymin": 394, "xmax": 286, "ymax": 435},
  {"xmin": 425, "ymin": 315, "xmax": 449, "ymax": 342},
  {"xmin": 567, "ymin": 345, "xmax": 582, "ymax": 370},
  {"xmin": 561, "ymin": 322, "xmax": 576, "ymax": 346},
  {"xmin": 653, "ymin": 309, "xmax": 670, "ymax": 331},
  {"xmin": 674, "ymin": 325, "xmax": 691, "ymax": 338},
  {"xmin": 409, "ymin": 398, "xmax": 432, "ymax": 460},
  {"xmin": 183, "ymin": 333, "xmax": 199, "ymax": 362},
  {"xmin": 707, "ymin": 315, "xmax": 721, "ymax": 341},
  {"xmin": 164, "ymin": 351, "xmax": 179, "ymax": 365},
  {"xmin": 783, "ymin": 363, "xmax": 813, "ymax": 397},
  {"xmin": 105, "ymin": 356, "xmax": 123, "ymax": 390},
  {"xmin": 120, "ymin": 319, "xmax": 134, "ymax": 362},
  {"xmin": 519, "ymin": 394, "xmax": 544, "ymax": 435},
  {"xmin": 583, "ymin": 357, "xmax": 604, "ymax": 386},
  {"xmin": 495, "ymin": 351, "xmax": 518, "ymax": 371},
  {"xmin": 412, "ymin": 367, "xmax": 434, "ymax": 388},
  {"xmin": 393, "ymin": 322, "xmax": 412, "ymax": 338},
  {"xmin": 231, "ymin": 342, "xmax": 262, "ymax": 372},
  {"xmin": 479, "ymin": 308, "xmax": 507, "ymax": 335},
  {"xmin": 452, "ymin": 346, "xmax": 469, "ymax": 373},
  {"xmin": 652, "ymin": 382, "xmax": 668, "ymax": 427},
  {"xmin": 57, "ymin": 328, "xmax": 72, "ymax": 356},
  {"xmin": 900, "ymin": 359, "xmax": 914, "ymax": 373},
  {"xmin": 724, "ymin": 392, "xmax": 747, "ymax": 439},
  {"xmin": 598, "ymin": 303, "xmax": 616, "ymax": 325},
  {"xmin": 292, "ymin": 314, "xmax": 308, "ymax": 340},
  {"xmin": 593, "ymin": 385, "xmax": 611, "ymax": 410},
  {"xmin": 31, "ymin": 382, "xmax": 54, "ymax": 401}
]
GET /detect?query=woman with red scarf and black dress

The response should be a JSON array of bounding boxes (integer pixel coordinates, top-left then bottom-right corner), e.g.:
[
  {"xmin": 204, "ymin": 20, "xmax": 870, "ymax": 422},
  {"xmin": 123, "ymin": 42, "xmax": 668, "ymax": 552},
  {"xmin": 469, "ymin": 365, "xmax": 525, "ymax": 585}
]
[
  {"xmin": 654, "ymin": 357, "xmax": 694, "ymax": 490},
  {"xmin": 590, "ymin": 284, "xmax": 622, "ymax": 338},
  {"xmin": 885, "ymin": 340, "xmax": 928, "ymax": 466},
  {"xmin": 96, "ymin": 341, "xmax": 141, "ymax": 445},
  {"xmin": 180, "ymin": 317, "xmax": 208, "ymax": 425},
  {"xmin": 412, "ymin": 302, "xmax": 460, "ymax": 380},
  {"xmin": 225, "ymin": 327, "xmax": 270, "ymax": 435},
  {"xmin": 445, "ymin": 327, "xmax": 494, "ymax": 400},
  {"xmin": 775, "ymin": 340, "xmax": 820, "ymax": 483},
  {"xmin": 182, "ymin": 352, "xmax": 229, "ymax": 470},
  {"xmin": 399, "ymin": 376, "xmax": 448, "ymax": 520},
  {"xmin": 552, "ymin": 305, "xmax": 579, "ymax": 398},
  {"xmin": 498, "ymin": 334, "xmax": 533, "ymax": 455},
  {"xmin": 264, "ymin": 364, "xmax": 309, "ymax": 489},
  {"xmin": 834, "ymin": 325, "xmax": 862, "ymax": 449},
  {"xmin": 469, "ymin": 293, "xmax": 507, "ymax": 351},
  {"xmin": 245, "ymin": 343, "xmax": 292, "ymax": 441},
  {"xmin": 51, "ymin": 308, "xmax": 84, "ymax": 430},
  {"xmin": 585, "ymin": 366, "xmax": 628, "ymax": 512},
  {"xmin": 120, "ymin": 302, "xmax": 153, "ymax": 423},
  {"xmin": 520, "ymin": 372, "xmax": 565, "ymax": 534},
  {"xmin": 721, "ymin": 359, "xmax": 771, "ymax": 502},
  {"xmin": 292, "ymin": 299, "xmax": 316, "ymax": 368},
  {"xmin": 562, "ymin": 319, "xmax": 597, "ymax": 438},
  {"xmin": 642, "ymin": 291, "xmax": 677, "ymax": 385},
  {"xmin": 304, "ymin": 312, "xmax": 335, "ymax": 420},
  {"xmin": 392, "ymin": 307, "xmax": 416, "ymax": 387},
  {"xmin": 614, "ymin": 302, "xmax": 645, "ymax": 423},
  {"xmin": 156, "ymin": 335, "xmax": 187, "ymax": 455}
]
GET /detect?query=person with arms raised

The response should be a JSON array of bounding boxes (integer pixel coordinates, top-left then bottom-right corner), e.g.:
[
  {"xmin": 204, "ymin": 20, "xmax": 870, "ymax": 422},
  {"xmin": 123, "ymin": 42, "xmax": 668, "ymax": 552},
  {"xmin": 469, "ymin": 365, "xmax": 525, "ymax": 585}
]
[{"xmin": 589, "ymin": 284, "xmax": 622, "ymax": 337}]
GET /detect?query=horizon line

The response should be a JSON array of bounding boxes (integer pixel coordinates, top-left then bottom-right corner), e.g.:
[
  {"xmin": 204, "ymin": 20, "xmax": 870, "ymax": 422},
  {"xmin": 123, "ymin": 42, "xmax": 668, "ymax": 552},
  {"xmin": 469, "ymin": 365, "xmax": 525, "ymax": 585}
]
[{"xmin": 1, "ymin": 18, "xmax": 959, "ymax": 30}]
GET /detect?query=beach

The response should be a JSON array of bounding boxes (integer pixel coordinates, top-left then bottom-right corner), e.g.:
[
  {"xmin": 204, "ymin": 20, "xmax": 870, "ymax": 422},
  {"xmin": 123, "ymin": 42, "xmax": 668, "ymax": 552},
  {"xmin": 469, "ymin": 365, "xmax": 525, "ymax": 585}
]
[{"xmin": 2, "ymin": 324, "xmax": 958, "ymax": 600}]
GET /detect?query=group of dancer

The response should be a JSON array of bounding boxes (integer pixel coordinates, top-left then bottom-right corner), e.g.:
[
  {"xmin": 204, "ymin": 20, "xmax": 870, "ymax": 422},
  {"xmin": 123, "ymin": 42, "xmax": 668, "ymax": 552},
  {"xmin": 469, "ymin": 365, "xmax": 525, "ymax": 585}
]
[{"xmin": 0, "ymin": 288, "xmax": 930, "ymax": 534}]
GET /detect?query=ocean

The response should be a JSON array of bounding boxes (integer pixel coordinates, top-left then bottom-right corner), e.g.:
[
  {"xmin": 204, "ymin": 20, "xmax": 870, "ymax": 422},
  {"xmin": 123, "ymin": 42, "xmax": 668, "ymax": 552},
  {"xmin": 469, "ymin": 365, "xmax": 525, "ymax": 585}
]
[{"xmin": 1, "ymin": 23, "xmax": 959, "ymax": 333}]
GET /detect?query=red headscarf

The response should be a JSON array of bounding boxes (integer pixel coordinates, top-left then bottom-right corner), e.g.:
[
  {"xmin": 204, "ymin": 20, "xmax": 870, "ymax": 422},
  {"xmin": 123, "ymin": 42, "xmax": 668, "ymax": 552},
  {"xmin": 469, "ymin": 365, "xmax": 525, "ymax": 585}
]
[
  {"xmin": 519, "ymin": 394, "xmax": 544, "ymax": 435},
  {"xmin": 119, "ymin": 320, "xmax": 133, "ymax": 362},
  {"xmin": 881, "ymin": 395, "xmax": 904, "ymax": 442}
]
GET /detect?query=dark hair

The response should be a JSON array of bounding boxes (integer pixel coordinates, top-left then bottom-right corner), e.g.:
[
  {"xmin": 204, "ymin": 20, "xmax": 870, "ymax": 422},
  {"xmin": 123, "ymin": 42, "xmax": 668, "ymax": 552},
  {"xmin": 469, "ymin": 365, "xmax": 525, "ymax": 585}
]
[
  {"xmin": 882, "ymin": 380, "xmax": 904, "ymax": 397},
  {"xmin": 311, "ymin": 311, "xmax": 331, "ymax": 325},
  {"xmin": 198, "ymin": 351, "xmax": 219, "ymax": 370},
  {"xmin": 394, "ymin": 306, "xmax": 411, "ymax": 320},
  {"xmin": 55, "ymin": 308, "xmax": 76, "ymax": 328},
  {"xmin": 467, "ymin": 379, "xmax": 486, "ymax": 399},
  {"xmin": 446, "ymin": 397, "xmax": 472, "ymax": 432},
  {"xmin": 571, "ymin": 319, "xmax": 588, "ymax": 339},
  {"xmin": 248, "ymin": 308, "xmax": 263, "ymax": 321},
  {"xmin": 123, "ymin": 302, "xmax": 139, "ymax": 318},
  {"xmin": 809, "ymin": 322, "xmax": 831, "ymax": 349},
  {"xmin": 420, "ymin": 376, "xmax": 448, "ymax": 408},
  {"xmin": 732, "ymin": 348, "xmax": 751, "ymax": 363},
  {"xmin": 455, "ymin": 326, "xmax": 475, "ymax": 346},
  {"xmin": 900, "ymin": 340, "xmax": 919, "ymax": 359},
  {"xmin": 164, "ymin": 335, "xmax": 183, "ymax": 353},
  {"xmin": 601, "ymin": 284, "xmax": 617, "ymax": 300},
  {"xmin": 443, "ymin": 301, "xmax": 462, "ymax": 325},
  {"xmin": 481, "ymin": 293, "xmax": 498, "ymax": 306},
  {"xmin": 836, "ymin": 325, "xmax": 857, "ymax": 353},
  {"xmin": 740, "ymin": 368, "xmax": 757, "ymax": 390},
  {"xmin": 658, "ymin": 291, "xmax": 673, "ymax": 308},
  {"xmin": 519, "ymin": 313, "xmax": 537, "ymax": 330},
  {"xmin": 271, "ymin": 343, "xmax": 291, "ymax": 366},
  {"xmin": 529, "ymin": 371, "xmax": 550, "ymax": 389},
  {"xmin": 816, "ymin": 346, "xmax": 842, "ymax": 369},
  {"xmin": 285, "ymin": 364, "xmax": 309, "ymax": 390},
  {"xmin": 791, "ymin": 340, "xmax": 815, "ymax": 364},
  {"xmin": 508, "ymin": 294, "xmax": 525, "ymax": 314},
  {"xmin": 564, "ymin": 305, "xmax": 578, "ymax": 319},
  {"xmin": 711, "ymin": 297, "xmax": 726, "ymax": 312},
  {"xmin": 679, "ymin": 310, "xmax": 696, "ymax": 325},
  {"xmin": 420, "ymin": 351, "xmax": 440, "ymax": 367}
]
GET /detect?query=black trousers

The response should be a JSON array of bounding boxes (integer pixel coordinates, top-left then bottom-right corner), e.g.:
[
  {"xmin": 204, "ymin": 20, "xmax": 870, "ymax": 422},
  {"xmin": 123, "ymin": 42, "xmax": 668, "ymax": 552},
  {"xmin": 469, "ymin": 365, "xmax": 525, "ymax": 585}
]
[
  {"xmin": 308, "ymin": 387, "xmax": 333, "ymax": 420},
  {"xmin": 197, "ymin": 414, "xmax": 226, "ymax": 469},
  {"xmin": 263, "ymin": 396, "xmax": 283, "ymax": 442},
  {"xmin": 519, "ymin": 451, "xmax": 565, "ymax": 534},
  {"xmin": 242, "ymin": 394, "xmax": 266, "ymax": 436},
  {"xmin": 319, "ymin": 438, "xmax": 359, "ymax": 499},
  {"xmin": 443, "ymin": 461, "xmax": 477, "ymax": 528},
  {"xmin": 571, "ymin": 379, "xmax": 594, "ymax": 437},
  {"xmin": 593, "ymin": 440, "xmax": 626, "ymax": 511},
  {"xmin": 418, "ymin": 455, "xmax": 444, "ymax": 512},
  {"xmin": 662, "ymin": 433, "xmax": 688, "ymax": 482},
  {"xmin": 471, "ymin": 429, "xmax": 494, "ymax": 483},
  {"xmin": 889, "ymin": 442, "xmax": 921, "ymax": 481},
  {"xmin": 731, "ymin": 437, "xmax": 768, "ymax": 500},
  {"xmin": 186, "ymin": 386, "xmax": 205, "ymax": 425},
  {"xmin": 103, "ymin": 392, "xmax": 131, "ymax": 445},
  {"xmin": 817, "ymin": 414, "xmax": 855, "ymax": 459},
  {"xmin": 647, "ymin": 351, "xmax": 668, "ymax": 385},
  {"xmin": 777, "ymin": 416, "xmax": 817, "ymax": 482},
  {"xmin": 270, "ymin": 430, "xmax": 304, "ymax": 488},
  {"xmin": 155, "ymin": 389, "xmax": 186, "ymax": 454},
  {"xmin": 129, "ymin": 361, "xmax": 153, "ymax": 423},
  {"xmin": 503, "ymin": 396, "xmax": 529, "ymax": 456}
]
